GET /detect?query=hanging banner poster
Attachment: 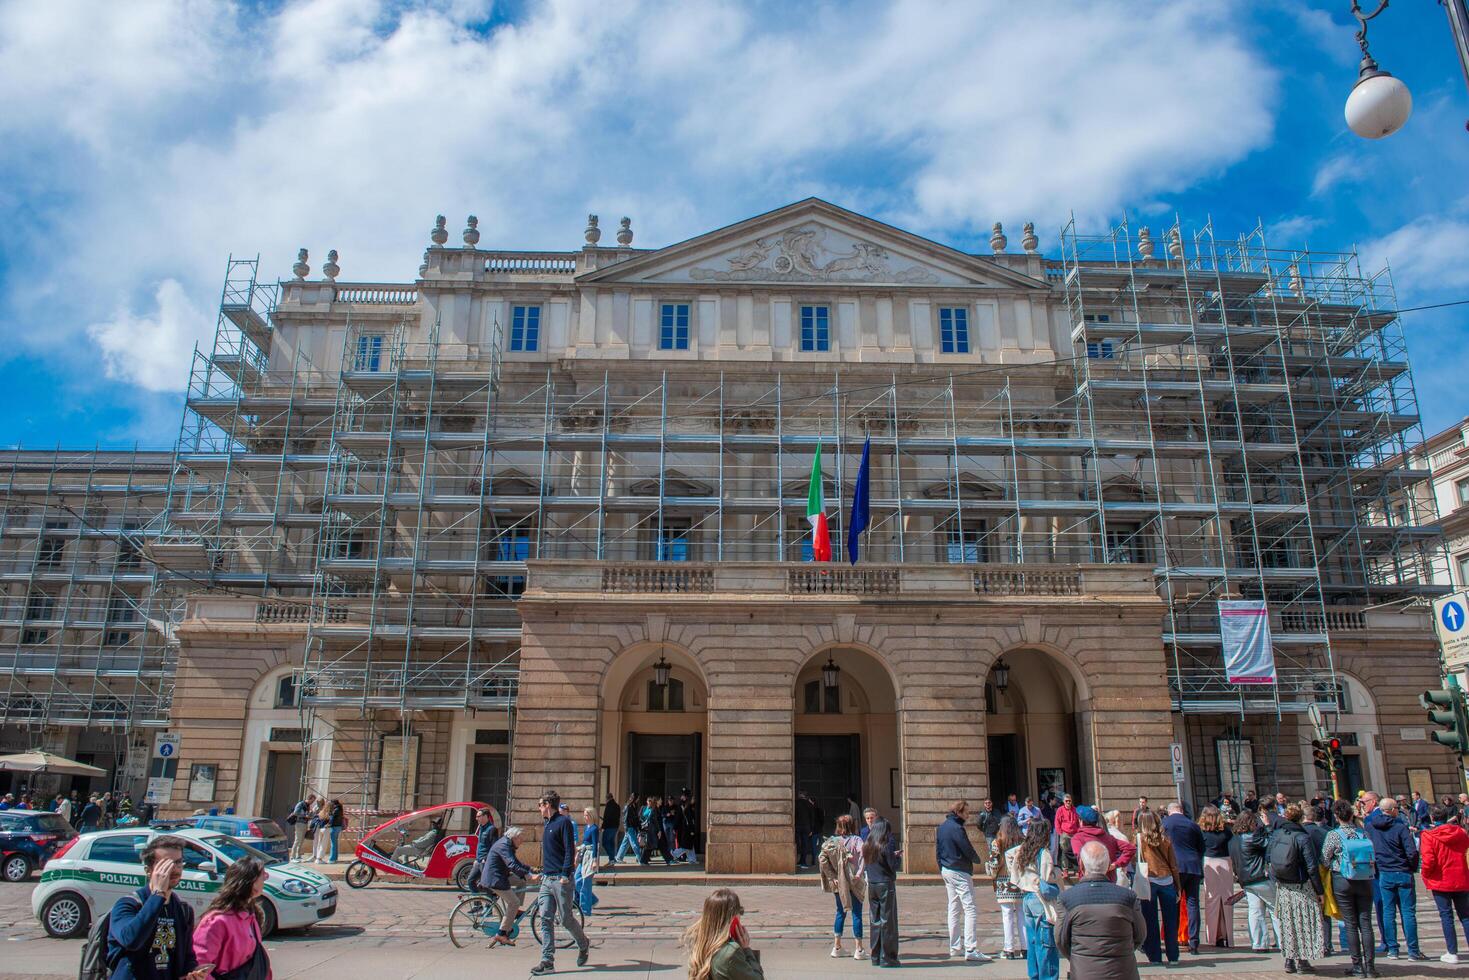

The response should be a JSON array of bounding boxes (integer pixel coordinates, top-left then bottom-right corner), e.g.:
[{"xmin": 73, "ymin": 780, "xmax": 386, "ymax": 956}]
[{"xmin": 1219, "ymin": 600, "xmax": 1276, "ymax": 685}]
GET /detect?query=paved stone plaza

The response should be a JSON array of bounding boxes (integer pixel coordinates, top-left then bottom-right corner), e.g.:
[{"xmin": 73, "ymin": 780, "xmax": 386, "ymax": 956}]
[{"xmin": 2, "ymin": 877, "xmax": 1464, "ymax": 979}]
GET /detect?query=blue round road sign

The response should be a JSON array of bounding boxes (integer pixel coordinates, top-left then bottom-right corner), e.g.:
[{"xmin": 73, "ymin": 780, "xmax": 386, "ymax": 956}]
[
  {"xmin": 159, "ymin": 742, "xmax": 175, "ymax": 757},
  {"xmin": 1441, "ymin": 600, "xmax": 1466, "ymax": 633}
]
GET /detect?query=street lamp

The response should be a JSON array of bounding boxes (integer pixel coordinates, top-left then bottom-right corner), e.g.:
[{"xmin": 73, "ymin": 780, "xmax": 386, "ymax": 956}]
[
  {"xmin": 821, "ymin": 654, "xmax": 841, "ymax": 689},
  {"xmin": 653, "ymin": 654, "xmax": 671, "ymax": 687},
  {"xmin": 1345, "ymin": 1, "xmax": 1413, "ymax": 139},
  {"xmin": 992, "ymin": 658, "xmax": 1011, "ymax": 694}
]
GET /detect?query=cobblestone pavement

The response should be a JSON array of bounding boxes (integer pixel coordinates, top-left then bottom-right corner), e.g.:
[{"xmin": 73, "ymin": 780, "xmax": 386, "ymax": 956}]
[{"xmin": 2, "ymin": 877, "xmax": 1463, "ymax": 978}]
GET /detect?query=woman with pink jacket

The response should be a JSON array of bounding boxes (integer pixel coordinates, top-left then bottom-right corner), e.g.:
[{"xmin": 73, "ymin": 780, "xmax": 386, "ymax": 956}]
[{"xmin": 192, "ymin": 858, "xmax": 272, "ymax": 979}]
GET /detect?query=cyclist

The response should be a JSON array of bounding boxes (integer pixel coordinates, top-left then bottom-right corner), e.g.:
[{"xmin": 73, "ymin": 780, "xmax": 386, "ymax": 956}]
[{"xmin": 484, "ymin": 826, "xmax": 537, "ymax": 947}]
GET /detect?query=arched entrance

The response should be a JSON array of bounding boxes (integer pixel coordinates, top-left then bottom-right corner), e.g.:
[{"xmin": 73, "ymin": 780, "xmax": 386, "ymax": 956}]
[
  {"xmin": 983, "ymin": 648, "xmax": 1093, "ymax": 805},
  {"xmin": 792, "ymin": 646, "xmax": 898, "ymax": 836},
  {"xmin": 1300, "ymin": 671, "xmax": 1384, "ymax": 799},
  {"xmin": 599, "ymin": 644, "xmax": 709, "ymax": 836}
]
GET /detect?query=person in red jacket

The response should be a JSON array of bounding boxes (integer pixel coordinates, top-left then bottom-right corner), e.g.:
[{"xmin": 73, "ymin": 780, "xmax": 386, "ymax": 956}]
[
  {"xmin": 1419, "ymin": 805, "xmax": 1469, "ymax": 965},
  {"xmin": 1069, "ymin": 806, "xmax": 1136, "ymax": 874},
  {"xmin": 1055, "ymin": 795, "xmax": 1082, "ymax": 876}
]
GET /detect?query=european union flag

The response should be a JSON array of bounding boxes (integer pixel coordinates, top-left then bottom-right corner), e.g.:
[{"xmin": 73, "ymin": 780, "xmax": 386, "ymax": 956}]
[{"xmin": 847, "ymin": 436, "xmax": 871, "ymax": 564}]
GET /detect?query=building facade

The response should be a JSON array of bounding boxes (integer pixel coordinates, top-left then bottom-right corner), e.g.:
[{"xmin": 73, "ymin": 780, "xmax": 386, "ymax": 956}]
[
  {"xmin": 1, "ymin": 200, "xmax": 1458, "ymax": 869},
  {"xmin": 1407, "ymin": 416, "xmax": 1469, "ymax": 689}
]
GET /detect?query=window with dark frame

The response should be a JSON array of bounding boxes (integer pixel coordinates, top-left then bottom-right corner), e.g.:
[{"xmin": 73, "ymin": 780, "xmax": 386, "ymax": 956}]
[
  {"xmin": 802, "ymin": 679, "xmax": 842, "ymax": 714},
  {"xmin": 799, "ymin": 305, "xmax": 830, "ymax": 352},
  {"xmin": 510, "ymin": 305, "xmax": 541, "ymax": 352},
  {"xmin": 939, "ymin": 307, "xmax": 970, "ymax": 354},
  {"xmin": 660, "ymin": 303, "xmax": 691, "ymax": 350},
  {"xmin": 647, "ymin": 677, "xmax": 685, "ymax": 711}
]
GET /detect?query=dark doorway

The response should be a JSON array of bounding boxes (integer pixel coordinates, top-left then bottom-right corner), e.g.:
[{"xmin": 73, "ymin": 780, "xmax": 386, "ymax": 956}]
[
  {"xmin": 262, "ymin": 751, "xmax": 303, "ymax": 828},
  {"xmin": 1341, "ymin": 753, "xmax": 1366, "ymax": 799},
  {"xmin": 626, "ymin": 733, "xmax": 701, "ymax": 804},
  {"xmin": 988, "ymin": 734, "xmax": 1022, "ymax": 805},
  {"xmin": 471, "ymin": 755, "xmax": 510, "ymax": 820},
  {"xmin": 795, "ymin": 734, "xmax": 860, "ymax": 835}
]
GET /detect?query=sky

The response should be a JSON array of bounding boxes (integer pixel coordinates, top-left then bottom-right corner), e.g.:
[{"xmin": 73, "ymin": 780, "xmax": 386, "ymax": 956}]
[{"xmin": 0, "ymin": 0, "xmax": 1467, "ymax": 449}]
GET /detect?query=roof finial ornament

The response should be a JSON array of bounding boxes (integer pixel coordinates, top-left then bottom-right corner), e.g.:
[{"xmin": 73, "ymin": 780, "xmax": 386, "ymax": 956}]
[
  {"xmin": 1167, "ymin": 225, "xmax": 1185, "ymax": 263},
  {"xmin": 322, "ymin": 249, "xmax": 340, "ymax": 281},
  {"xmin": 584, "ymin": 214, "xmax": 601, "ymax": 245},
  {"xmin": 1137, "ymin": 226, "xmax": 1155, "ymax": 263},
  {"xmin": 1288, "ymin": 261, "xmax": 1305, "ymax": 297},
  {"xmin": 292, "ymin": 248, "xmax": 310, "ymax": 280},
  {"xmin": 990, "ymin": 222, "xmax": 1007, "ymax": 254},
  {"xmin": 462, "ymin": 215, "xmax": 480, "ymax": 247},
  {"xmin": 616, "ymin": 216, "xmax": 633, "ymax": 246},
  {"xmin": 430, "ymin": 215, "xmax": 448, "ymax": 246},
  {"xmin": 1021, "ymin": 222, "xmax": 1039, "ymax": 254}
]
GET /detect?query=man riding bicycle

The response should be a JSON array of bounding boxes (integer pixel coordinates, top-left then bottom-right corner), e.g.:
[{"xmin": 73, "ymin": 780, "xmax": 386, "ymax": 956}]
[{"xmin": 482, "ymin": 826, "xmax": 537, "ymax": 946}]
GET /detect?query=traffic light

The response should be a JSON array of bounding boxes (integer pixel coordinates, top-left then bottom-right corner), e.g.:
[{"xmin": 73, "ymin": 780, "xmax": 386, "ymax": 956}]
[
  {"xmin": 1420, "ymin": 686, "xmax": 1469, "ymax": 752},
  {"xmin": 1311, "ymin": 739, "xmax": 1331, "ymax": 772},
  {"xmin": 1328, "ymin": 737, "xmax": 1345, "ymax": 773}
]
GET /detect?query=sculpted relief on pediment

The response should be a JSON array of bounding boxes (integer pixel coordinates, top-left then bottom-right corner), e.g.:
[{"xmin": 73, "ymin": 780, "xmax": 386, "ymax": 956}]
[{"xmin": 689, "ymin": 224, "xmax": 942, "ymax": 284}]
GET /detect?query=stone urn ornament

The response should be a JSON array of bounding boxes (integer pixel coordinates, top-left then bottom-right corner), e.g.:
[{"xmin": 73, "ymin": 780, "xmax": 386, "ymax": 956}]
[
  {"xmin": 462, "ymin": 215, "xmax": 480, "ymax": 247},
  {"xmin": 1021, "ymin": 222, "xmax": 1039, "ymax": 254},
  {"xmin": 322, "ymin": 249, "xmax": 340, "ymax": 281},
  {"xmin": 585, "ymin": 214, "xmax": 601, "ymax": 245},
  {"xmin": 292, "ymin": 248, "xmax": 310, "ymax": 280},
  {"xmin": 1137, "ymin": 227, "xmax": 1155, "ymax": 263},
  {"xmin": 430, "ymin": 215, "xmax": 448, "ymax": 245},
  {"xmin": 1167, "ymin": 226, "xmax": 1185, "ymax": 263},
  {"xmin": 616, "ymin": 216, "xmax": 633, "ymax": 246},
  {"xmin": 990, "ymin": 222, "xmax": 1007, "ymax": 254}
]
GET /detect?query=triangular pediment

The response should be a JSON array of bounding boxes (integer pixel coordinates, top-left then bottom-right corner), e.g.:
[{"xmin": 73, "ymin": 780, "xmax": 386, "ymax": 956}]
[{"xmin": 579, "ymin": 198, "xmax": 1046, "ymax": 290}]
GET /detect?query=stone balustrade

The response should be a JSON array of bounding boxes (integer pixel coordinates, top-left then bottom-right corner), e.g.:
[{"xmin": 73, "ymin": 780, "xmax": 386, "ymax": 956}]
[
  {"xmin": 483, "ymin": 252, "xmax": 578, "ymax": 275},
  {"xmin": 527, "ymin": 560, "xmax": 1157, "ymax": 600},
  {"xmin": 331, "ymin": 284, "xmax": 418, "ymax": 304}
]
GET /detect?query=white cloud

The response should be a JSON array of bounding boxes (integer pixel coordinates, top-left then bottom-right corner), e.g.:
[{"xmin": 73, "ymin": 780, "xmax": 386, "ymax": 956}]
[
  {"xmin": 1310, "ymin": 154, "xmax": 1362, "ymax": 197},
  {"xmin": 1361, "ymin": 213, "xmax": 1469, "ymax": 297},
  {"xmin": 0, "ymin": 0, "xmax": 1281, "ymax": 414},
  {"xmin": 86, "ymin": 280, "xmax": 209, "ymax": 392}
]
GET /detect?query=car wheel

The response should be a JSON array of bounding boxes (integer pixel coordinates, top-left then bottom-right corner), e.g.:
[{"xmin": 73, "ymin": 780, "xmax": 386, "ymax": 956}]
[
  {"xmin": 41, "ymin": 892, "xmax": 89, "ymax": 939},
  {"xmin": 345, "ymin": 860, "xmax": 375, "ymax": 889},
  {"xmin": 452, "ymin": 859, "xmax": 475, "ymax": 892},
  {"xmin": 2, "ymin": 853, "xmax": 32, "ymax": 882},
  {"xmin": 257, "ymin": 898, "xmax": 279, "ymax": 938}
]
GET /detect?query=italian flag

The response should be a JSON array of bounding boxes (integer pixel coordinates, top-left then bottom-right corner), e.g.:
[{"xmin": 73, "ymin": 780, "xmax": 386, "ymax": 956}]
[{"xmin": 806, "ymin": 442, "xmax": 832, "ymax": 561}]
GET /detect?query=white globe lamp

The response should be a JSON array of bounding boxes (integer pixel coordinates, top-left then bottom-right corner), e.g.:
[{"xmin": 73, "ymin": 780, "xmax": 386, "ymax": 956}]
[{"xmin": 1346, "ymin": 63, "xmax": 1413, "ymax": 139}]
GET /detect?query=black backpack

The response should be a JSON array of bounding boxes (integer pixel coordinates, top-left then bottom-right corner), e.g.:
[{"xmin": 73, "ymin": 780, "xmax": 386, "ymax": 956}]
[
  {"xmin": 77, "ymin": 909, "xmax": 114, "ymax": 980},
  {"xmin": 1269, "ymin": 829, "xmax": 1305, "ymax": 883}
]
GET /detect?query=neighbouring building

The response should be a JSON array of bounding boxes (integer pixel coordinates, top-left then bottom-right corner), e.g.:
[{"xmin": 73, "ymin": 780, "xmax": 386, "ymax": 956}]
[
  {"xmin": 1406, "ymin": 416, "xmax": 1469, "ymax": 689},
  {"xmin": 1, "ymin": 199, "xmax": 1458, "ymax": 870}
]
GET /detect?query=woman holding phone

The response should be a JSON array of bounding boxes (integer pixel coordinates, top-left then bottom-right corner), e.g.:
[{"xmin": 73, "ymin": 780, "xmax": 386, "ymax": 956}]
[
  {"xmin": 683, "ymin": 888, "xmax": 764, "ymax": 980},
  {"xmin": 192, "ymin": 857, "xmax": 272, "ymax": 979}
]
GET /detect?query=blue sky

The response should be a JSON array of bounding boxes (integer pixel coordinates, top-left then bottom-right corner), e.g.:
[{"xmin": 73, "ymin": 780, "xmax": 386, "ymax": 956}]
[{"xmin": 1, "ymin": 0, "xmax": 1467, "ymax": 449}]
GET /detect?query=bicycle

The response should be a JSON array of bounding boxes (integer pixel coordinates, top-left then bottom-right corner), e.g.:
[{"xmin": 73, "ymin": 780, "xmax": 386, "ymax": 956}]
[{"xmin": 448, "ymin": 880, "xmax": 586, "ymax": 950}]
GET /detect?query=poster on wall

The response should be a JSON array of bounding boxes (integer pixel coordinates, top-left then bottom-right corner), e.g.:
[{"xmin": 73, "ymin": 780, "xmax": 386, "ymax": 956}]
[
  {"xmin": 1219, "ymin": 600, "xmax": 1277, "ymax": 685},
  {"xmin": 1036, "ymin": 768, "xmax": 1066, "ymax": 802},
  {"xmin": 188, "ymin": 764, "xmax": 217, "ymax": 803},
  {"xmin": 378, "ymin": 735, "xmax": 420, "ymax": 812}
]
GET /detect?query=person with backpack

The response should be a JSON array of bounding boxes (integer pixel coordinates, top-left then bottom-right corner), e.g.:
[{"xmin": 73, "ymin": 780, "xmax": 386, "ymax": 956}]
[
  {"xmin": 1266, "ymin": 802, "xmax": 1322, "ymax": 974},
  {"xmin": 818, "ymin": 813, "xmax": 867, "ymax": 959},
  {"xmin": 103, "ymin": 834, "xmax": 209, "ymax": 980},
  {"xmin": 192, "ymin": 858, "xmax": 271, "ymax": 979},
  {"xmin": 1322, "ymin": 799, "xmax": 1379, "ymax": 978},
  {"xmin": 1364, "ymin": 795, "xmax": 1426, "ymax": 962},
  {"xmin": 1229, "ymin": 809, "xmax": 1279, "ymax": 952},
  {"xmin": 1418, "ymin": 804, "xmax": 1469, "ymax": 965}
]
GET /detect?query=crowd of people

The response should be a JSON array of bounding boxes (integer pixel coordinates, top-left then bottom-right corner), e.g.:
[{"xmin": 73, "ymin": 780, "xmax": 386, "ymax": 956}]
[
  {"xmin": 285, "ymin": 792, "xmax": 346, "ymax": 863},
  {"xmin": 0, "ymin": 786, "xmax": 150, "ymax": 829}
]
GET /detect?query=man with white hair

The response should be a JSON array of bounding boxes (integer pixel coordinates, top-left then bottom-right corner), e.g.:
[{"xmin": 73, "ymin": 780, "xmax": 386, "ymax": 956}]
[
  {"xmin": 1058, "ymin": 841, "xmax": 1147, "ymax": 980},
  {"xmin": 483, "ymin": 825, "xmax": 538, "ymax": 947}
]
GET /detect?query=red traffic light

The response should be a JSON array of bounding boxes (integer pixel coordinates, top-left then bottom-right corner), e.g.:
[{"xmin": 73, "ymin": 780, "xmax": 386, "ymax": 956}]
[{"xmin": 1328, "ymin": 737, "xmax": 1341, "ymax": 751}]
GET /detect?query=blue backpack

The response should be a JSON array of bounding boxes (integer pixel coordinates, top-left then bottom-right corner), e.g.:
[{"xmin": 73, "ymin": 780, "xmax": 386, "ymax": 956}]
[{"xmin": 1334, "ymin": 832, "xmax": 1374, "ymax": 881}]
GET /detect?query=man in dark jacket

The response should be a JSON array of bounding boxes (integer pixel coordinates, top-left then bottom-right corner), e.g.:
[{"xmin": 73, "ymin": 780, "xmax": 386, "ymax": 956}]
[
  {"xmin": 107, "ymin": 835, "xmax": 206, "ymax": 980},
  {"xmin": 483, "ymin": 826, "xmax": 536, "ymax": 945},
  {"xmin": 936, "ymin": 801, "xmax": 986, "ymax": 961},
  {"xmin": 975, "ymin": 798, "xmax": 1004, "ymax": 862},
  {"xmin": 532, "ymin": 790, "xmax": 589, "ymax": 975},
  {"xmin": 1163, "ymin": 802, "xmax": 1205, "ymax": 954},
  {"xmin": 468, "ymin": 807, "xmax": 500, "ymax": 888},
  {"xmin": 1366, "ymin": 797, "xmax": 1427, "ymax": 961},
  {"xmin": 599, "ymin": 793, "xmax": 620, "ymax": 865},
  {"xmin": 1058, "ymin": 841, "xmax": 1147, "ymax": 980}
]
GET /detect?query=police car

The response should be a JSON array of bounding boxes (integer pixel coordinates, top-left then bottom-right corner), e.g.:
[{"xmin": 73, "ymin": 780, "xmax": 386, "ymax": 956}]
[{"xmin": 31, "ymin": 827, "xmax": 336, "ymax": 939}]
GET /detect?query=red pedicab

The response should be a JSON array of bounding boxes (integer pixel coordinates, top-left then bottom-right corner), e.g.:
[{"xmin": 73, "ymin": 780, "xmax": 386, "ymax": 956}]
[{"xmin": 344, "ymin": 801, "xmax": 501, "ymax": 890}]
